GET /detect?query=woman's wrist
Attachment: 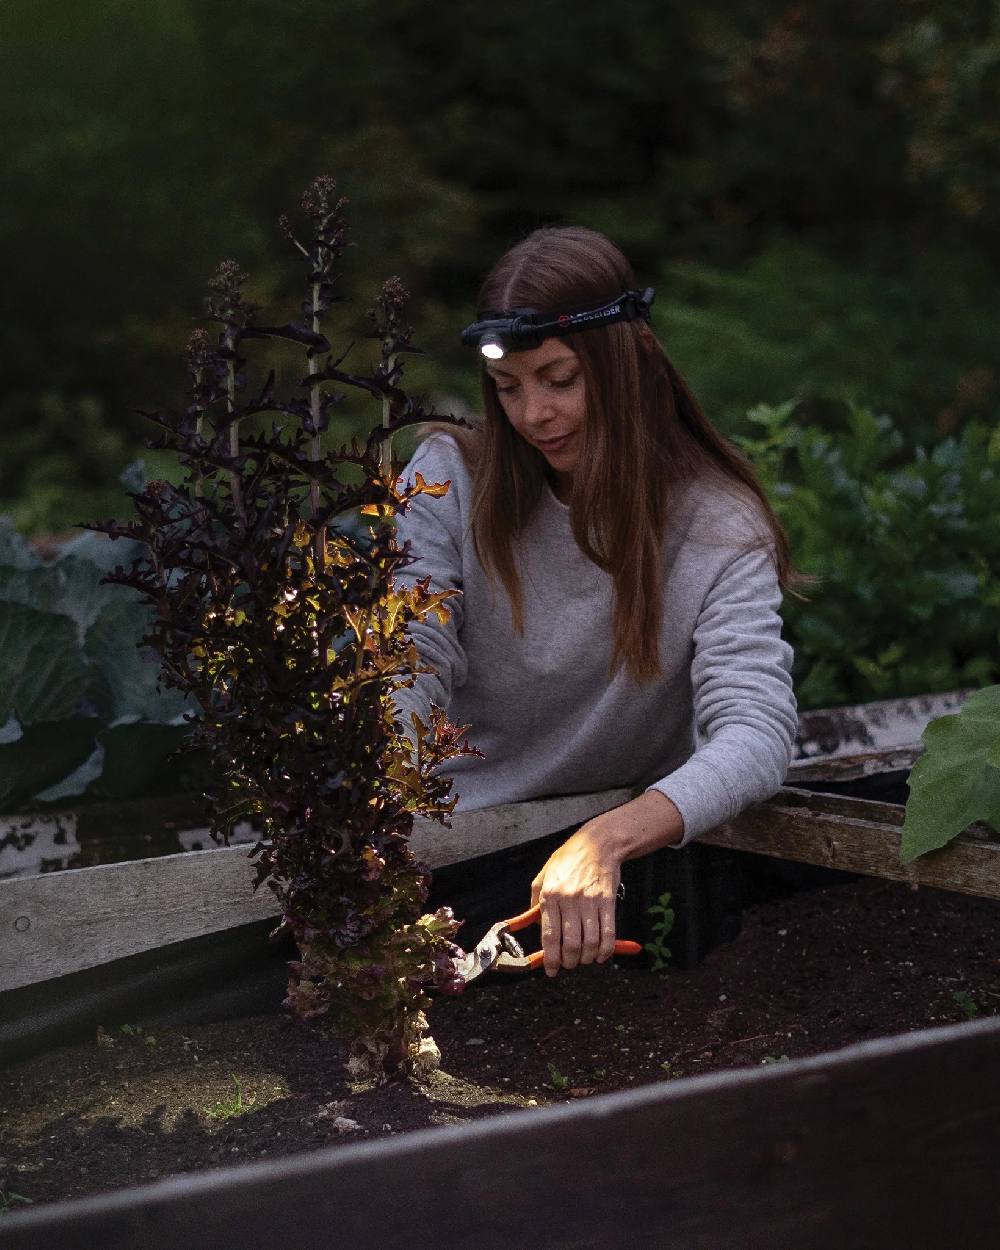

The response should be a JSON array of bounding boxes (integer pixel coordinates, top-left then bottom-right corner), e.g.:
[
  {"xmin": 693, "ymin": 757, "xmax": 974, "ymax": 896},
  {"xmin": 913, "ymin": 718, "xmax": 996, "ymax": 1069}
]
[{"xmin": 607, "ymin": 790, "xmax": 685, "ymax": 863}]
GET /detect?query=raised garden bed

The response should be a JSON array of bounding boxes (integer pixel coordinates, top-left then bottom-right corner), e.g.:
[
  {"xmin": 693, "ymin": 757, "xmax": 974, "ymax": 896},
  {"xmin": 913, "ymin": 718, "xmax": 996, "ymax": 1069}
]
[
  {"xmin": 2, "ymin": 873, "xmax": 999, "ymax": 1223},
  {"xmin": 2, "ymin": 690, "xmax": 998, "ymax": 1246}
]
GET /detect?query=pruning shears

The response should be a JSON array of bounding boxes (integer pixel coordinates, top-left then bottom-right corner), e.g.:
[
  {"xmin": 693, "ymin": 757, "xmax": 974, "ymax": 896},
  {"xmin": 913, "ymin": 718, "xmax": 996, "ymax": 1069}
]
[{"xmin": 453, "ymin": 904, "xmax": 643, "ymax": 985}]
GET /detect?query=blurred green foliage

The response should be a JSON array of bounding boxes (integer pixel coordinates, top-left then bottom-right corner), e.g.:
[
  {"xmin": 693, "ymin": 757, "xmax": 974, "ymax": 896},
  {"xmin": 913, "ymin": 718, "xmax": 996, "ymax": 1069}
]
[
  {"xmin": 2, "ymin": 0, "xmax": 999, "ymax": 533},
  {"xmin": 0, "ymin": 520, "xmax": 200, "ymax": 809},
  {"xmin": 659, "ymin": 240, "xmax": 1000, "ymax": 442},
  {"xmin": 739, "ymin": 402, "xmax": 1000, "ymax": 708}
]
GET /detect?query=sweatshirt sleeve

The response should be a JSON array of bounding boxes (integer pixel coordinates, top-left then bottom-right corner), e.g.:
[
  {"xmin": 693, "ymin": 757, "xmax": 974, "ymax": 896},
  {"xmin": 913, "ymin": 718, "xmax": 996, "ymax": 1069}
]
[
  {"xmin": 391, "ymin": 436, "xmax": 469, "ymax": 744},
  {"xmin": 646, "ymin": 542, "xmax": 797, "ymax": 845}
]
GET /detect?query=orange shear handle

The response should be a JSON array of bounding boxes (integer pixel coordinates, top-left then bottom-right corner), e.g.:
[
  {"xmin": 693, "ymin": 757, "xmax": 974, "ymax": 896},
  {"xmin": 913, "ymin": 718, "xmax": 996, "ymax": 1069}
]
[
  {"xmin": 523, "ymin": 941, "xmax": 643, "ymax": 971},
  {"xmin": 505, "ymin": 904, "xmax": 643, "ymax": 969}
]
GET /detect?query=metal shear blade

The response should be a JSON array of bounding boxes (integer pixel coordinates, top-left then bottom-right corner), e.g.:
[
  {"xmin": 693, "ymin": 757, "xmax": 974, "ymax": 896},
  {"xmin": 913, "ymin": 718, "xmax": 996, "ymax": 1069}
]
[
  {"xmin": 453, "ymin": 902, "xmax": 644, "ymax": 986},
  {"xmin": 453, "ymin": 920, "xmax": 529, "ymax": 984}
]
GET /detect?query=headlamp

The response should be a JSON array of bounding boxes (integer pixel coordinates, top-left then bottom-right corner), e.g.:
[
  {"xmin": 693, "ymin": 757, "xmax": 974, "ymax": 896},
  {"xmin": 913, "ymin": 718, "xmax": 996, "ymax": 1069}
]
[{"xmin": 460, "ymin": 287, "xmax": 655, "ymax": 360}]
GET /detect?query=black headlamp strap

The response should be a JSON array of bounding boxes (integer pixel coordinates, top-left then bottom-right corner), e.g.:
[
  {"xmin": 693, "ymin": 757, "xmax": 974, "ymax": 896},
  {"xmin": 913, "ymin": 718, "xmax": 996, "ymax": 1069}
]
[
  {"xmin": 528, "ymin": 288, "xmax": 655, "ymax": 337},
  {"xmin": 460, "ymin": 287, "xmax": 655, "ymax": 355}
]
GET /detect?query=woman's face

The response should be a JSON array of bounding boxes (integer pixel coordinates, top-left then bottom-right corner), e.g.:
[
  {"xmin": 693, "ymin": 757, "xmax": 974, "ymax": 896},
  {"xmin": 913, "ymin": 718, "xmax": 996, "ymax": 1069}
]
[{"xmin": 485, "ymin": 338, "xmax": 586, "ymax": 499}]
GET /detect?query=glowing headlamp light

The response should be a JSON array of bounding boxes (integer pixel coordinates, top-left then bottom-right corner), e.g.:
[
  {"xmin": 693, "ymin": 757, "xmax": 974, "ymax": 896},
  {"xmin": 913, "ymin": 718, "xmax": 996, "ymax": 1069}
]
[
  {"xmin": 460, "ymin": 288, "xmax": 655, "ymax": 360},
  {"xmin": 478, "ymin": 334, "xmax": 507, "ymax": 360}
]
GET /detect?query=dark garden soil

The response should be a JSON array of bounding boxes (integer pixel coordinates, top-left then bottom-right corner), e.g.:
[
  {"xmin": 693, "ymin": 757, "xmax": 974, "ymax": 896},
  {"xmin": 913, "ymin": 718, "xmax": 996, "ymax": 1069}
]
[{"xmin": 2, "ymin": 874, "xmax": 999, "ymax": 1214}]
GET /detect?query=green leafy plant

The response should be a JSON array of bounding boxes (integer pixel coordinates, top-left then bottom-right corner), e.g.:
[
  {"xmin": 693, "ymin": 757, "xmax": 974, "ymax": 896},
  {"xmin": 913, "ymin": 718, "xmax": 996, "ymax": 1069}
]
[
  {"xmin": 0, "ymin": 1190, "xmax": 33, "ymax": 1215},
  {"xmin": 91, "ymin": 177, "xmax": 479, "ymax": 1078},
  {"xmin": 952, "ymin": 990, "xmax": 981, "ymax": 1021},
  {"xmin": 738, "ymin": 400, "xmax": 1000, "ymax": 708},
  {"xmin": 204, "ymin": 1074, "xmax": 254, "ymax": 1121},
  {"xmin": 645, "ymin": 891, "xmax": 675, "ymax": 971},
  {"xmin": 119, "ymin": 1023, "xmax": 157, "ymax": 1046},
  {"xmin": 901, "ymin": 686, "xmax": 1000, "ymax": 862},
  {"xmin": 546, "ymin": 1062, "xmax": 570, "ymax": 1092}
]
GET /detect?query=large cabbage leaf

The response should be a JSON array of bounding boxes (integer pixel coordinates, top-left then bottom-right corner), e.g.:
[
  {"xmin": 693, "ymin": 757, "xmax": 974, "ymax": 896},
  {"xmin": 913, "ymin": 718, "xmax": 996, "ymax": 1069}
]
[{"xmin": 901, "ymin": 685, "xmax": 1000, "ymax": 862}]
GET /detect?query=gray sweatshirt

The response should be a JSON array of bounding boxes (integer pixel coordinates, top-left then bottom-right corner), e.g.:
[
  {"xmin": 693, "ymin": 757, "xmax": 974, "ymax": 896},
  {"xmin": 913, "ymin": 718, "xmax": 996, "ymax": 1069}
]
[{"xmin": 392, "ymin": 434, "xmax": 797, "ymax": 846}]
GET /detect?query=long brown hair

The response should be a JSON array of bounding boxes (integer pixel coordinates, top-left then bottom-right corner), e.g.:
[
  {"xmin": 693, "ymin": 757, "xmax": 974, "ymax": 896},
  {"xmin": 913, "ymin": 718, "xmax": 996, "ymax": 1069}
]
[{"xmin": 433, "ymin": 226, "xmax": 799, "ymax": 685}]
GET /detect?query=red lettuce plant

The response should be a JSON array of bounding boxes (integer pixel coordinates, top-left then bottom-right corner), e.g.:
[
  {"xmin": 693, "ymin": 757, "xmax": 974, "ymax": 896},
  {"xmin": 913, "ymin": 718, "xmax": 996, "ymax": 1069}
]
[{"xmin": 91, "ymin": 177, "xmax": 479, "ymax": 1077}]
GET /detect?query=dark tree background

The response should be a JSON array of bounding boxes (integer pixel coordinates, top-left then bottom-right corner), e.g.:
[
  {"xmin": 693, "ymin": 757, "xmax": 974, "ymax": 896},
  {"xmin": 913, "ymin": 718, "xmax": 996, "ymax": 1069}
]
[{"xmin": 3, "ymin": 0, "xmax": 998, "ymax": 531}]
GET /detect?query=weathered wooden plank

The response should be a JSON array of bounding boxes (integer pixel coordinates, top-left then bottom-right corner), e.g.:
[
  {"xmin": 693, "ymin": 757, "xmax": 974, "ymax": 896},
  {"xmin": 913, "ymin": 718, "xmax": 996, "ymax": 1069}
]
[
  {"xmin": 6, "ymin": 779, "xmax": 1000, "ymax": 994},
  {"xmin": 795, "ymin": 688, "xmax": 969, "ymax": 758},
  {"xmin": 0, "ymin": 788, "xmax": 631, "ymax": 992},
  {"xmin": 702, "ymin": 786, "xmax": 1000, "ymax": 900},
  {"xmin": 0, "ymin": 848, "xmax": 273, "ymax": 994},
  {"xmin": 411, "ymin": 786, "xmax": 633, "ymax": 870},
  {"xmin": 787, "ymin": 744, "xmax": 920, "ymax": 784},
  {"xmin": 3, "ymin": 1014, "xmax": 999, "ymax": 1250},
  {"xmin": 766, "ymin": 784, "xmax": 907, "ymax": 825}
]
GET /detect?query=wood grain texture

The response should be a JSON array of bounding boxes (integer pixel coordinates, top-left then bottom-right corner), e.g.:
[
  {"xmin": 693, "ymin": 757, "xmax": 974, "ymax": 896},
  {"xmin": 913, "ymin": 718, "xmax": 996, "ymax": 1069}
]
[
  {"xmin": 0, "ymin": 848, "xmax": 276, "ymax": 992},
  {"xmin": 0, "ymin": 788, "xmax": 632, "ymax": 992},
  {"xmin": 701, "ymin": 786, "xmax": 1000, "ymax": 901},
  {"xmin": 3, "ymin": 1015, "xmax": 999, "ymax": 1249}
]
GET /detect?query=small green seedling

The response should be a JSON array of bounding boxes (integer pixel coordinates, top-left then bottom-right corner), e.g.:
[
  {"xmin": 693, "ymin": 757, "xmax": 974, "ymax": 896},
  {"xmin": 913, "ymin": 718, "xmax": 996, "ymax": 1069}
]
[
  {"xmin": 0, "ymin": 1191, "xmax": 33, "ymax": 1214},
  {"xmin": 546, "ymin": 1063, "xmax": 570, "ymax": 1093},
  {"xmin": 760, "ymin": 1054, "xmax": 790, "ymax": 1065},
  {"xmin": 204, "ymin": 1074, "xmax": 254, "ymax": 1120},
  {"xmin": 120, "ymin": 1024, "xmax": 157, "ymax": 1046},
  {"xmin": 952, "ymin": 990, "xmax": 980, "ymax": 1020},
  {"xmin": 645, "ymin": 891, "xmax": 675, "ymax": 971}
]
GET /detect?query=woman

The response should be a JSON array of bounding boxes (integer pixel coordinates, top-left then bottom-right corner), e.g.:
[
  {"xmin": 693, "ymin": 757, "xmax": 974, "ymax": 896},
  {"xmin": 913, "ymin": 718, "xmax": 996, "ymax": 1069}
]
[{"xmin": 394, "ymin": 226, "xmax": 798, "ymax": 977}]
